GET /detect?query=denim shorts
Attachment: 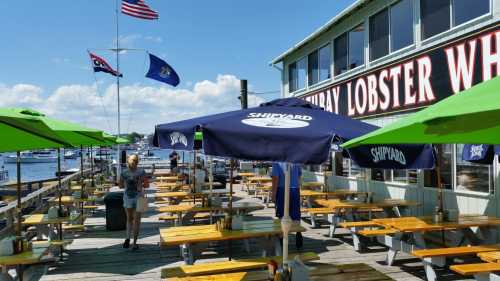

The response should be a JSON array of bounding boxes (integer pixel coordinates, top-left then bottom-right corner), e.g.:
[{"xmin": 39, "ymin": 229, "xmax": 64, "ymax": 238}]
[{"xmin": 123, "ymin": 193, "xmax": 138, "ymax": 209}]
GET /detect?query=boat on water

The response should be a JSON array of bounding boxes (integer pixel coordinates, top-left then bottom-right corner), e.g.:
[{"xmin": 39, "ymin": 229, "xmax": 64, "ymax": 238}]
[
  {"xmin": 3, "ymin": 151, "xmax": 58, "ymax": 164},
  {"xmin": 64, "ymin": 150, "xmax": 78, "ymax": 159}
]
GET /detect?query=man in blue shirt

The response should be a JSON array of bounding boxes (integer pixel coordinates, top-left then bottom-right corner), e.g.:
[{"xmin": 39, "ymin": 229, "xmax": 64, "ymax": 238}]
[{"xmin": 271, "ymin": 162, "xmax": 303, "ymax": 249}]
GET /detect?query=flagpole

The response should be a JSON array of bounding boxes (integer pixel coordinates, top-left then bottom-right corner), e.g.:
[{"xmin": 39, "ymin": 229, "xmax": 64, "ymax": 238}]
[{"xmin": 115, "ymin": 0, "xmax": 122, "ymax": 183}]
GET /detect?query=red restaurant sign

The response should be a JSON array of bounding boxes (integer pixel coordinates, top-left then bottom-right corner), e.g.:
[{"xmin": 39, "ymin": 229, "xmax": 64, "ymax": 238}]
[{"xmin": 302, "ymin": 23, "xmax": 500, "ymax": 118}]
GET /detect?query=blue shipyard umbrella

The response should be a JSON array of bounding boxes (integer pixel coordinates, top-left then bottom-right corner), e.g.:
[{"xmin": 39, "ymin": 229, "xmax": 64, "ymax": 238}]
[{"xmin": 157, "ymin": 97, "xmax": 435, "ymax": 269}]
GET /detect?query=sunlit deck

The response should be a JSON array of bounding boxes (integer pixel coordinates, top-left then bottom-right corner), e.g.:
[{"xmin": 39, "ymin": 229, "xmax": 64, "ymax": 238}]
[{"xmin": 32, "ymin": 184, "xmax": 475, "ymax": 281}]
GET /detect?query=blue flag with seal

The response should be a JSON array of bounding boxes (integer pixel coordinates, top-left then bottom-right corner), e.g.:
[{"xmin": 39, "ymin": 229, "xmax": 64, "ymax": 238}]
[
  {"xmin": 462, "ymin": 144, "xmax": 500, "ymax": 164},
  {"xmin": 145, "ymin": 53, "xmax": 180, "ymax": 87}
]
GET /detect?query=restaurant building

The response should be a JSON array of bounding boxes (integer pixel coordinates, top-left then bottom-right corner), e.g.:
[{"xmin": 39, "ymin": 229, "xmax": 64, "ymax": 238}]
[{"xmin": 271, "ymin": 0, "xmax": 500, "ymax": 217}]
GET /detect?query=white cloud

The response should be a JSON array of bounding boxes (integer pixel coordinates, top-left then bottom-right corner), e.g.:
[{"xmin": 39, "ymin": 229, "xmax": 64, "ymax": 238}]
[
  {"xmin": 0, "ymin": 75, "xmax": 265, "ymax": 134},
  {"xmin": 0, "ymin": 84, "xmax": 44, "ymax": 107}
]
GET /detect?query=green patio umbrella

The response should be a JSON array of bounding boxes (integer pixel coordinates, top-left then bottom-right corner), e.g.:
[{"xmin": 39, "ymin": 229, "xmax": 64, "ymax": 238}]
[
  {"xmin": 342, "ymin": 76, "xmax": 500, "ymax": 213},
  {"xmin": 0, "ymin": 108, "xmax": 71, "ymax": 247}
]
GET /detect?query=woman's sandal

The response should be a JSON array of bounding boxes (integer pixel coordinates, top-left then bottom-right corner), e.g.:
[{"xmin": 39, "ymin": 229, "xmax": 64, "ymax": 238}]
[{"xmin": 123, "ymin": 239, "xmax": 130, "ymax": 249}]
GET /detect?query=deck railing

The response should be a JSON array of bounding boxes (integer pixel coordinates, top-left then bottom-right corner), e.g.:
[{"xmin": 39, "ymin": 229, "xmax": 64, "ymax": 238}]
[{"xmin": 0, "ymin": 169, "xmax": 96, "ymax": 237}]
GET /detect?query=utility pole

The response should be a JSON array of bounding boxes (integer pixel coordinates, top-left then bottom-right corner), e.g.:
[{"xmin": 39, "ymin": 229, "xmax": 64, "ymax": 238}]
[{"xmin": 240, "ymin": 79, "xmax": 248, "ymax": 109}]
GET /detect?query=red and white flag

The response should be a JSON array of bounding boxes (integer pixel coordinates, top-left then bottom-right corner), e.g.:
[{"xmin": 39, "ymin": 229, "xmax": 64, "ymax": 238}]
[{"xmin": 121, "ymin": 0, "xmax": 159, "ymax": 20}]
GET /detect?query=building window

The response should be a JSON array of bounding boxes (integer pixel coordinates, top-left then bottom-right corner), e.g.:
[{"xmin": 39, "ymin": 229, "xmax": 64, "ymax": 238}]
[
  {"xmin": 319, "ymin": 44, "xmax": 332, "ymax": 82},
  {"xmin": 422, "ymin": 0, "xmax": 490, "ymax": 40},
  {"xmin": 297, "ymin": 57, "xmax": 307, "ymax": 90},
  {"xmin": 455, "ymin": 144, "xmax": 494, "ymax": 194},
  {"xmin": 308, "ymin": 50, "xmax": 319, "ymax": 86},
  {"xmin": 334, "ymin": 24, "xmax": 365, "ymax": 76},
  {"xmin": 372, "ymin": 169, "xmax": 417, "ymax": 184},
  {"xmin": 348, "ymin": 24, "xmax": 365, "ymax": 69},
  {"xmin": 390, "ymin": 0, "xmax": 414, "ymax": 51},
  {"xmin": 288, "ymin": 57, "xmax": 307, "ymax": 92},
  {"xmin": 452, "ymin": 0, "xmax": 490, "ymax": 26},
  {"xmin": 308, "ymin": 44, "xmax": 332, "ymax": 86},
  {"xmin": 370, "ymin": 8, "xmax": 389, "ymax": 61},
  {"xmin": 421, "ymin": 0, "xmax": 450, "ymax": 40},
  {"xmin": 424, "ymin": 144, "xmax": 453, "ymax": 189},
  {"xmin": 288, "ymin": 62, "xmax": 298, "ymax": 92},
  {"xmin": 334, "ymin": 33, "xmax": 348, "ymax": 76}
]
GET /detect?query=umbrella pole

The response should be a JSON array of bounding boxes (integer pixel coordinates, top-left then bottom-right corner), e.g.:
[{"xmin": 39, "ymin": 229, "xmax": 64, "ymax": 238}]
[
  {"xmin": 57, "ymin": 148, "xmax": 62, "ymax": 213},
  {"xmin": 229, "ymin": 159, "xmax": 234, "ymax": 221},
  {"xmin": 208, "ymin": 156, "xmax": 213, "ymax": 207},
  {"xmin": 90, "ymin": 145, "xmax": 94, "ymax": 187},
  {"xmin": 193, "ymin": 150, "xmax": 196, "ymax": 204},
  {"xmin": 281, "ymin": 163, "xmax": 292, "ymax": 272},
  {"xmin": 16, "ymin": 151, "xmax": 22, "ymax": 241},
  {"xmin": 80, "ymin": 145, "xmax": 84, "ymax": 185}
]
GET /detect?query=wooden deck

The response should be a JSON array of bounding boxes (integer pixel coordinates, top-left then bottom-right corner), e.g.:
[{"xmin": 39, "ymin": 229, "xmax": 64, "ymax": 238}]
[{"xmin": 30, "ymin": 184, "xmax": 476, "ymax": 281}]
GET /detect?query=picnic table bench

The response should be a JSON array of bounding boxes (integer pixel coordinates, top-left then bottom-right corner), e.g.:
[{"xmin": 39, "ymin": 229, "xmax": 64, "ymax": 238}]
[
  {"xmin": 449, "ymin": 250, "xmax": 500, "ymax": 280},
  {"xmin": 161, "ymin": 252, "xmax": 319, "ymax": 278},
  {"xmin": 160, "ymin": 219, "xmax": 305, "ymax": 264},
  {"xmin": 163, "ymin": 262, "xmax": 393, "ymax": 281}
]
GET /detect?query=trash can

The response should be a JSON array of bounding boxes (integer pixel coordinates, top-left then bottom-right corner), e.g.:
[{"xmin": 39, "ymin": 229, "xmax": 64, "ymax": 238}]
[{"xmin": 104, "ymin": 191, "xmax": 126, "ymax": 231}]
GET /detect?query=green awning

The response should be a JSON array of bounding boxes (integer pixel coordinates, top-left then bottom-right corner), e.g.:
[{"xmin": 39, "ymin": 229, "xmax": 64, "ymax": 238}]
[
  {"xmin": 0, "ymin": 108, "xmax": 71, "ymax": 152},
  {"xmin": 342, "ymin": 76, "xmax": 500, "ymax": 148}
]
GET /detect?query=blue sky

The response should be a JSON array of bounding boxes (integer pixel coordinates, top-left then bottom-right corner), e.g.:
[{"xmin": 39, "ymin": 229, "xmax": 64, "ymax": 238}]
[{"xmin": 0, "ymin": 0, "xmax": 354, "ymax": 133}]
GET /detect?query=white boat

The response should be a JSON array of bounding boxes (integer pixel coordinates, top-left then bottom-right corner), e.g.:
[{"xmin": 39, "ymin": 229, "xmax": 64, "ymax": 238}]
[
  {"xmin": 3, "ymin": 152, "xmax": 58, "ymax": 164},
  {"xmin": 64, "ymin": 150, "xmax": 78, "ymax": 159}
]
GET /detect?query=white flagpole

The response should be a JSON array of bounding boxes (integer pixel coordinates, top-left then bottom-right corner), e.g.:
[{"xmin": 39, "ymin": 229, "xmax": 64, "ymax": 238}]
[{"xmin": 115, "ymin": 0, "xmax": 122, "ymax": 182}]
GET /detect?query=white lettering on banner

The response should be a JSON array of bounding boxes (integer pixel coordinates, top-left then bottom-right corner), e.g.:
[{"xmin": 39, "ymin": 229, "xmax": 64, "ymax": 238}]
[
  {"xmin": 417, "ymin": 56, "xmax": 435, "ymax": 103},
  {"xmin": 332, "ymin": 86, "xmax": 340, "ymax": 113},
  {"xmin": 246, "ymin": 112, "xmax": 313, "ymax": 120},
  {"xmin": 355, "ymin": 78, "xmax": 367, "ymax": 115},
  {"xmin": 325, "ymin": 89, "xmax": 333, "ymax": 112},
  {"xmin": 170, "ymin": 132, "xmax": 188, "ymax": 147},
  {"xmin": 481, "ymin": 31, "xmax": 500, "ymax": 81},
  {"xmin": 367, "ymin": 74, "xmax": 378, "ymax": 112},
  {"xmin": 319, "ymin": 91, "xmax": 325, "ymax": 109},
  {"xmin": 347, "ymin": 82, "xmax": 356, "ymax": 116},
  {"xmin": 403, "ymin": 61, "xmax": 416, "ymax": 106},
  {"xmin": 370, "ymin": 146, "xmax": 407, "ymax": 165},
  {"xmin": 446, "ymin": 40, "xmax": 477, "ymax": 93},
  {"xmin": 389, "ymin": 65, "xmax": 402, "ymax": 108},
  {"xmin": 379, "ymin": 69, "xmax": 391, "ymax": 111}
]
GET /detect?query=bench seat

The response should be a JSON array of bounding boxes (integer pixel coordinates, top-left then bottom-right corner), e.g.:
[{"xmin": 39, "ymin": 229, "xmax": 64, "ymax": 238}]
[
  {"xmin": 479, "ymin": 251, "xmax": 500, "ymax": 263},
  {"xmin": 412, "ymin": 245, "xmax": 500, "ymax": 259},
  {"xmin": 161, "ymin": 252, "xmax": 319, "ymax": 278},
  {"xmin": 450, "ymin": 263, "xmax": 500, "ymax": 276},
  {"xmin": 358, "ymin": 228, "xmax": 397, "ymax": 237},
  {"xmin": 339, "ymin": 221, "xmax": 379, "ymax": 228}
]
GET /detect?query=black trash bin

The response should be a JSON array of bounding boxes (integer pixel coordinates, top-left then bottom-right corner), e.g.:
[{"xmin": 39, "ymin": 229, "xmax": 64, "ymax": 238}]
[{"xmin": 104, "ymin": 191, "xmax": 126, "ymax": 231}]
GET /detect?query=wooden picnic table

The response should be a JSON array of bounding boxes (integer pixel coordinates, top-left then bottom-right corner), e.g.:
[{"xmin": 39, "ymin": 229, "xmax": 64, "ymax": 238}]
[
  {"xmin": 300, "ymin": 190, "xmax": 370, "ymax": 206},
  {"xmin": 306, "ymin": 198, "xmax": 419, "ymax": 237},
  {"xmin": 163, "ymin": 262, "xmax": 393, "ymax": 281},
  {"xmin": 160, "ymin": 219, "xmax": 305, "ymax": 264},
  {"xmin": 301, "ymin": 181, "xmax": 324, "ymax": 190},
  {"xmin": 22, "ymin": 214, "xmax": 71, "ymax": 226},
  {"xmin": 157, "ymin": 202, "xmax": 264, "ymax": 225},
  {"xmin": 155, "ymin": 189, "xmax": 232, "ymax": 199},
  {"xmin": 0, "ymin": 246, "xmax": 49, "ymax": 281},
  {"xmin": 360, "ymin": 215, "xmax": 500, "ymax": 281},
  {"xmin": 48, "ymin": 196, "xmax": 95, "ymax": 205}
]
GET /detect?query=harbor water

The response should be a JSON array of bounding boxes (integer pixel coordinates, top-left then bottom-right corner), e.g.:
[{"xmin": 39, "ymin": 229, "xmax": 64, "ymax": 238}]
[{"xmin": 0, "ymin": 149, "xmax": 191, "ymax": 183}]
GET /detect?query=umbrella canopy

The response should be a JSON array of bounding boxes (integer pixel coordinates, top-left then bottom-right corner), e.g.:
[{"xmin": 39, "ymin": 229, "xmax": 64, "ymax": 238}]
[
  {"xmin": 0, "ymin": 108, "xmax": 71, "ymax": 152},
  {"xmin": 342, "ymin": 76, "xmax": 500, "ymax": 148}
]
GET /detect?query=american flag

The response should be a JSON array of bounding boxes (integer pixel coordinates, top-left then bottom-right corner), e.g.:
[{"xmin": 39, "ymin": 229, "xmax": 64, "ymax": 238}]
[{"xmin": 121, "ymin": 0, "xmax": 159, "ymax": 20}]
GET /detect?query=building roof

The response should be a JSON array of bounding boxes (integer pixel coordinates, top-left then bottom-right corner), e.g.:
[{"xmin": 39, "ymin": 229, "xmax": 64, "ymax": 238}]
[{"xmin": 270, "ymin": 0, "xmax": 370, "ymax": 65}]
